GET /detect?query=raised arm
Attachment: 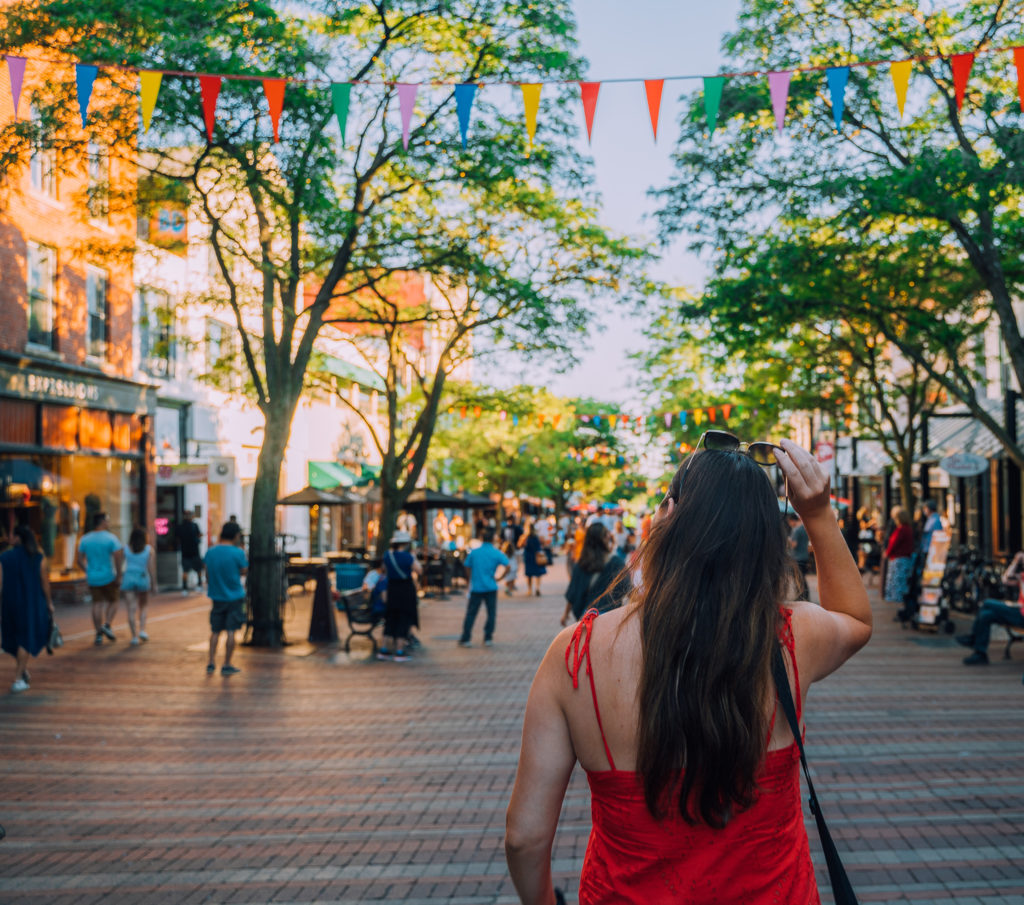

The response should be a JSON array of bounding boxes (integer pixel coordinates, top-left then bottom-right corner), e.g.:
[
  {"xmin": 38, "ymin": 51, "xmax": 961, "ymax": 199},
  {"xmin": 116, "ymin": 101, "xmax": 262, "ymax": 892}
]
[{"xmin": 774, "ymin": 439, "xmax": 872, "ymax": 684}]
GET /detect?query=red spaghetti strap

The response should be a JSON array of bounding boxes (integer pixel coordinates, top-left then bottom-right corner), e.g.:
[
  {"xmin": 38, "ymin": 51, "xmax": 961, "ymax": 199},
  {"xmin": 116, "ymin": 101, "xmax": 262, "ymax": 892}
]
[{"xmin": 565, "ymin": 609, "xmax": 617, "ymax": 771}]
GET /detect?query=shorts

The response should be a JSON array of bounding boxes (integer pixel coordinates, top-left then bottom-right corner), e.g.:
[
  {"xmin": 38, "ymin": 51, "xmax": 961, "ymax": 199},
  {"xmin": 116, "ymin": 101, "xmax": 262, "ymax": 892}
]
[
  {"xmin": 182, "ymin": 555, "xmax": 204, "ymax": 573},
  {"xmin": 121, "ymin": 574, "xmax": 151, "ymax": 592},
  {"xmin": 89, "ymin": 581, "xmax": 119, "ymax": 604},
  {"xmin": 210, "ymin": 598, "xmax": 246, "ymax": 633}
]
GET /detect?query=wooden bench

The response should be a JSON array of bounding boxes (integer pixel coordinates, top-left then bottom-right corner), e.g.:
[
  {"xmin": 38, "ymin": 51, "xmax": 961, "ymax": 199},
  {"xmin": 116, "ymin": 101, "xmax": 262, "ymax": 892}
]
[{"xmin": 337, "ymin": 589, "xmax": 382, "ymax": 654}]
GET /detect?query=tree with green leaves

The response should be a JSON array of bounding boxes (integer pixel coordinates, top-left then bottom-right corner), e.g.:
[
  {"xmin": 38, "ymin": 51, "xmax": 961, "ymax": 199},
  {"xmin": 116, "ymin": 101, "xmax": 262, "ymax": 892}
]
[
  {"xmin": 0, "ymin": 0, "xmax": 652, "ymax": 643},
  {"xmin": 656, "ymin": 0, "xmax": 1024, "ymax": 466}
]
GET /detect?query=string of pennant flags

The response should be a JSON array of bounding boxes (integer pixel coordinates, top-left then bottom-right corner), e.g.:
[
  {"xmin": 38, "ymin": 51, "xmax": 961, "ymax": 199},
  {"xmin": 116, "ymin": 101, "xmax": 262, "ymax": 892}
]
[
  {"xmin": 446, "ymin": 402, "xmax": 770, "ymax": 430},
  {"xmin": 3, "ymin": 41, "xmax": 1024, "ymax": 151}
]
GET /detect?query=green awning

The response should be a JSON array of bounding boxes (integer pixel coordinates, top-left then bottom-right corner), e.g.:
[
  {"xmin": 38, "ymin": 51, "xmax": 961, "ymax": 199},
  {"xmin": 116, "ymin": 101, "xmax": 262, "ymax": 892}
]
[
  {"xmin": 360, "ymin": 463, "xmax": 381, "ymax": 483},
  {"xmin": 322, "ymin": 355, "xmax": 385, "ymax": 392},
  {"xmin": 308, "ymin": 460, "xmax": 360, "ymax": 489}
]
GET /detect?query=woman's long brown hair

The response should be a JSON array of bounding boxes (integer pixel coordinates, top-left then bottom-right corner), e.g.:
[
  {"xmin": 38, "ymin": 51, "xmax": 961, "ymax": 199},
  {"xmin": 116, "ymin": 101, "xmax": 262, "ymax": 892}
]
[{"xmin": 634, "ymin": 449, "xmax": 793, "ymax": 827}]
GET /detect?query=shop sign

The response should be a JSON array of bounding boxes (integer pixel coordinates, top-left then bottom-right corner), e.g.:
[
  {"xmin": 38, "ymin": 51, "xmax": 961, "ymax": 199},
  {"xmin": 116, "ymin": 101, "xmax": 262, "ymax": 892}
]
[
  {"xmin": 149, "ymin": 203, "xmax": 188, "ymax": 251},
  {"xmin": 939, "ymin": 452, "xmax": 988, "ymax": 478},
  {"xmin": 815, "ymin": 441, "xmax": 834, "ymax": 463},
  {"xmin": 156, "ymin": 463, "xmax": 209, "ymax": 485},
  {"xmin": 0, "ymin": 360, "xmax": 153, "ymax": 413}
]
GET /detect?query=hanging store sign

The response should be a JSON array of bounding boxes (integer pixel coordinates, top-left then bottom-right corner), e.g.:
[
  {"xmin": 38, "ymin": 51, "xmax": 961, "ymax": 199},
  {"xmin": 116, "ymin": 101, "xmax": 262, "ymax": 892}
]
[{"xmin": 939, "ymin": 452, "xmax": 988, "ymax": 477}]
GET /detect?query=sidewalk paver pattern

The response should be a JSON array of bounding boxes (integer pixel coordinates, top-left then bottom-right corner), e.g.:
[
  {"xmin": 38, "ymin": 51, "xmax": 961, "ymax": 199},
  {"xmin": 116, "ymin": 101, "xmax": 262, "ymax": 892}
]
[{"xmin": 0, "ymin": 576, "xmax": 1022, "ymax": 904}]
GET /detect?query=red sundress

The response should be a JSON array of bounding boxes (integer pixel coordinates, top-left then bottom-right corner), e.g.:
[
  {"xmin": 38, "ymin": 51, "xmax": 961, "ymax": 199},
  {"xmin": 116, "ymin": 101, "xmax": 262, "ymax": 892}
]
[{"xmin": 565, "ymin": 608, "xmax": 820, "ymax": 905}]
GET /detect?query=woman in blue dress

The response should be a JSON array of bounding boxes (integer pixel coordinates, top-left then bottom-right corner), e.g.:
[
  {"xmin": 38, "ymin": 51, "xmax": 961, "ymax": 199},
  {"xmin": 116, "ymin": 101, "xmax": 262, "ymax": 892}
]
[
  {"xmin": 519, "ymin": 519, "xmax": 547, "ymax": 597},
  {"xmin": 0, "ymin": 525, "xmax": 54, "ymax": 693}
]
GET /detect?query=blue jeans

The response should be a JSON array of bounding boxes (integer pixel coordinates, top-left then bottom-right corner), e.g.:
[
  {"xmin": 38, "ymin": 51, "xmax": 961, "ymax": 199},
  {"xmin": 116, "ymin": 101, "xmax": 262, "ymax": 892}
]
[
  {"xmin": 460, "ymin": 591, "xmax": 497, "ymax": 642},
  {"xmin": 970, "ymin": 599, "xmax": 1024, "ymax": 653}
]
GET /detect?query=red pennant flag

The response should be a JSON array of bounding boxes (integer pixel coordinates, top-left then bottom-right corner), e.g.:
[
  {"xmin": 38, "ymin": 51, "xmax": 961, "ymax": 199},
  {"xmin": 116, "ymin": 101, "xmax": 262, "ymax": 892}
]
[
  {"xmin": 1014, "ymin": 47, "xmax": 1024, "ymax": 112},
  {"xmin": 951, "ymin": 52, "xmax": 974, "ymax": 111},
  {"xmin": 199, "ymin": 75, "xmax": 221, "ymax": 143},
  {"xmin": 644, "ymin": 79, "xmax": 663, "ymax": 140},
  {"xmin": 579, "ymin": 82, "xmax": 600, "ymax": 143},
  {"xmin": 263, "ymin": 79, "xmax": 286, "ymax": 142}
]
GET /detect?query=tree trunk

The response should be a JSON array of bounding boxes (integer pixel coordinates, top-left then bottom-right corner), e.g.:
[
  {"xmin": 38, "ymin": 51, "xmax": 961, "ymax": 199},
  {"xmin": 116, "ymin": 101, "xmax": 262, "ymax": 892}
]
[
  {"xmin": 246, "ymin": 408, "xmax": 292, "ymax": 647},
  {"xmin": 375, "ymin": 496, "xmax": 402, "ymax": 559},
  {"xmin": 899, "ymin": 458, "xmax": 916, "ymax": 515}
]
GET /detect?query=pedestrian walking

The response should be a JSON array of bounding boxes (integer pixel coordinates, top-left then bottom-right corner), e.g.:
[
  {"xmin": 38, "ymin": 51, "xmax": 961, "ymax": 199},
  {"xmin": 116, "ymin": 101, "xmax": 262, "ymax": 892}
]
[
  {"xmin": 787, "ymin": 513, "xmax": 810, "ymax": 601},
  {"xmin": 519, "ymin": 519, "xmax": 547, "ymax": 597},
  {"xmin": 561, "ymin": 522, "xmax": 629, "ymax": 626},
  {"xmin": 176, "ymin": 511, "xmax": 203, "ymax": 593},
  {"xmin": 0, "ymin": 525, "xmax": 54, "ymax": 693},
  {"xmin": 122, "ymin": 528, "xmax": 155, "ymax": 645},
  {"xmin": 76, "ymin": 512, "xmax": 124, "ymax": 645},
  {"xmin": 204, "ymin": 521, "xmax": 247, "ymax": 676},
  {"xmin": 505, "ymin": 437, "xmax": 872, "ymax": 904},
  {"xmin": 379, "ymin": 530, "xmax": 421, "ymax": 662},
  {"xmin": 458, "ymin": 527, "xmax": 509, "ymax": 647},
  {"xmin": 883, "ymin": 505, "xmax": 914, "ymax": 609}
]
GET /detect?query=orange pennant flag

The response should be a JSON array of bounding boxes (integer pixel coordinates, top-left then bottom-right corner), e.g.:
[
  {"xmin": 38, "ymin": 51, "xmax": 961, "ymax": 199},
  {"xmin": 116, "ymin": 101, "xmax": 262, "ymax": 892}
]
[
  {"xmin": 263, "ymin": 79, "xmax": 286, "ymax": 142},
  {"xmin": 707, "ymin": 407, "xmax": 716, "ymax": 422},
  {"xmin": 1015, "ymin": 47, "xmax": 1024, "ymax": 112},
  {"xmin": 537, "ymin": 413, "xmax": 546, "ymax": 427},
  {"xmin": 579, "ymin": 82, "xmax": 600, "ymax": 143},
  {"xmin": 473, "ymin": 405, "xmax": 481, "ymax": 418},
  {"xmin": 459, "ymin": 405, "xmax": 467, "ymax": 419},
  {"xmin": 552, "ymin": 413, "xmax": 562, "ymax": 429},
  {"xmin": 721, "ymin": 404, "xmax": 733, "ymax": 420},
  {"xmin": 951, "ymin": 52, "xmax": 974, "ymax": 111},
  {"xmin": 644, "ymin": 79, "xmax": 663, "ymax": 141}
]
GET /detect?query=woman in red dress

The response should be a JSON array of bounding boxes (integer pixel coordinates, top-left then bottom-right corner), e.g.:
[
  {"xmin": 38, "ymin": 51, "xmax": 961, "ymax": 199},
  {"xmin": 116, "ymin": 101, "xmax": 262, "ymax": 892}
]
[{"xmin": 505, "ymin": 438, "xmax": 872, "ymax": 904}]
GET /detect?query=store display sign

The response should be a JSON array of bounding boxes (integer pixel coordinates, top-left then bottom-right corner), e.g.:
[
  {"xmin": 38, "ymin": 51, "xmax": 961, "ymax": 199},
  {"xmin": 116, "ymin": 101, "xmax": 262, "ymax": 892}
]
[
  {"xmin": 156, "ymin": 463, "xmax": 209, "ymax": 485},
  {"xmin": 149, "ymin": 203, "xmax": 188, "ymax": 250},
  {"xmin": 939, "ymin": 452, "xmax": 988, "ymax": 477}
]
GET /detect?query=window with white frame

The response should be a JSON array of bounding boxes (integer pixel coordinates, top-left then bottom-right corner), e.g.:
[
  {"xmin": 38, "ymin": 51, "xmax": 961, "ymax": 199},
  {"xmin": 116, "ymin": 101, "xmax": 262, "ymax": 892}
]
[
  {"xmin": 26, "ymin": 242, "xmax": 56, "ymax": 349},
  {"xmin": 28, "ymin": 106, "xmax": 56, "ymax": 198},
  {"xmin": 86, "ymin": 267, "xmax": 109, "ymax": 359},
  {"xmin": 87, "ymin": 140, "xmax": 109, "ymax": 221},
  {"xmin": 139, "ymin": 287, "xmax": 175, "ymax": 377}
]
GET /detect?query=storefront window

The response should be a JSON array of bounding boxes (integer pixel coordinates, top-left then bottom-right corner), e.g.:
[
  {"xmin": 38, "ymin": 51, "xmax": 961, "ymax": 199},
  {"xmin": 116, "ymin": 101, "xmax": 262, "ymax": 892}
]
[
  {"xmin": 87, "ymin": 267, "xmax": 109, "ymax": 359},
  {"xmin": 27, "ymin": 242, "xmax": 57, "ymax": 349},
  {"xmin": 0, "ymin": 453, "xmax": 140, "ymax": 580}
]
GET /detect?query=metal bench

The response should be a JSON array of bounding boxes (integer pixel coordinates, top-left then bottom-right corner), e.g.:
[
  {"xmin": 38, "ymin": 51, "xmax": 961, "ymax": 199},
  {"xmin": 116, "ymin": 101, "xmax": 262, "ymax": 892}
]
[
  {"xmin": 337, "ymin": 589, "xmax": 381, "ymax": 654},
  {"xmin": 1003, "ymin": 625, "xmax": 1024, "ymax": 660}
]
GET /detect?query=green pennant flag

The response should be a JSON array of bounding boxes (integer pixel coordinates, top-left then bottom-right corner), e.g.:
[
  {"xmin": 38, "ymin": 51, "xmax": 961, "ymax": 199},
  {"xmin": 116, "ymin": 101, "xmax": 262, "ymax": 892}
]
[
  {"xmin": 703, "ymin": 76, "xmax": 725, "ymax": 133},
  {"xmin": 332, "ymin": 83, "xmax": 351, "ymax": 143}
]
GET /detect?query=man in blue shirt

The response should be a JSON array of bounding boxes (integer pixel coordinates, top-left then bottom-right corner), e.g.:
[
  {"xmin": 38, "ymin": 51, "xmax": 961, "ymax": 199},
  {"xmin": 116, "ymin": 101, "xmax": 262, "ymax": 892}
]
[
  {"xmin": 919, "ymin": 500, "xmax": 944, "ymax": 554},
  {"xmin": 204, "ymin": 521, "xmax": 248, "ymax": 676},
  {"xmin": 76, "ymin": 512, "xmax": 124, "ymax": 646},
  {"xmin": 458, "ymin": 527, "xmax": 510, "ymax": 647}
]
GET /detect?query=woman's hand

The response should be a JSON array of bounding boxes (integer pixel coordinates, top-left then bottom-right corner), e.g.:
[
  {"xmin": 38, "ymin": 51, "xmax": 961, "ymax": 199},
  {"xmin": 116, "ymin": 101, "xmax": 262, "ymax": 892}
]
[{"xmin": 773, "ymin": 439, "xmax": 832, "ymax": 523}]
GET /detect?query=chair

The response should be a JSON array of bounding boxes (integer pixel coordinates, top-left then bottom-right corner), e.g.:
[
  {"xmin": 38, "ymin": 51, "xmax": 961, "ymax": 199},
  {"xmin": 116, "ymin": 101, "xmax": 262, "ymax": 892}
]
[{"xmin": 337, "ymin": 589, "xmax": 381, "ymax": 654}]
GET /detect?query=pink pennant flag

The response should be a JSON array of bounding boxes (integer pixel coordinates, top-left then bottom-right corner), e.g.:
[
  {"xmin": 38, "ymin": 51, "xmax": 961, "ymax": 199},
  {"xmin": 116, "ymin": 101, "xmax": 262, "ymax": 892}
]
[
  {"xmin": 644, "ymin": 80, "xmax": 663, "ymax": 141},
  {"xmin": 767, "ymin": 71, "xmax": 792, "ymax": 130},
  {"xmin": 397, "ymin": 83, "xmax": 417, "ymax": 149},
  {"xmin": 951, "ymin": 52, "xmax": 975, "ymax": 111},
  {"xmin": 263, "ymin": 79, "xmax": 286, "ymax": 142},
  {"xmin": 663, "ymin": 412, "xmax": 672, "ymax": 428},
  {"xmin": 579, "ymin": 81, "xmax": 600, "ymax": 143},
  {"xmin": 199, "ymin": 75, "xmax": 221, "ymax": 143},
  {"xmin": 6, "ymin": 56, "xmax": 26, "ymax": 120}
]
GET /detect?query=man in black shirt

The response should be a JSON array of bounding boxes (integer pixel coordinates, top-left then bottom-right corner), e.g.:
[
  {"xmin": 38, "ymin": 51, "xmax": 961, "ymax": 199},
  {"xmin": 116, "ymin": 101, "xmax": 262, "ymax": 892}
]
[{"xmin": 176, "ymin": 511, "xmax": 204, "ymax": 593}]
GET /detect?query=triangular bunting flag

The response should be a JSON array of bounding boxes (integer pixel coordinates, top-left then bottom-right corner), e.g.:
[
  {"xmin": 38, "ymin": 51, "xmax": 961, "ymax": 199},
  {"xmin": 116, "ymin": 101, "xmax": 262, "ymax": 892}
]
[
  {"xmin": 704, "ymin": 76, "xmax": 724, "ymax": 132},
  {"xmin": 721, "ymin": 404, "xmax": 733, "ymax": 420},
  {"xmin": 397, "ymin": 82, "xmax": 417, "ymax": 149},
  {"xmin": 1014, "ymin": 47, "xmax": 1024, "ymax": 112},
  {"xmin": 767, "ymin": 70, "xmax": 792, "ymax": 130},
  {"xmin": 951, "ymin": 52, "xmax": 974, "ymax": 111},
  {"xmin": 663, "ymin": 411, "xmax": 672, "ymax": 428},
  {"xmin": 263, "ymin": 78, "xmax": 286, "ymax": 142},
  {"xmin": 707, "ymin": 407, "xmax": 717, "ymax": 422},
  {"xmin": 609, "ymin": 414, "xmax": 618, "ymax": 429},
  {"xmin": 579, "ymin": 81, "xmax": 600, "ymax": 143},
  {"xmin": 199, "ymin": 75, "xmax": 221, "ymax": 142},
  {"xmin": 6, "ymin": 56, "xmax": 26, "ymax": 120},
  {"xmin": 825, "ymin": 66, "xmax": 849, "ymax": 131},
  {"xmin": 693, "ymin": 409, "xmax": 703, "ymax": 426},
  {"xmin": 644, "ymin": 79, "xmax": 663, "ymax": 140},
  {"xmin": 331, "ymin": 83, "xmax": 351, "ymax": 143},
  {"xmin": 139, "ymin": 71, "xmax": 162, "ymax": 133},
  {"xmin": 552, "ymin": 414, "xmax": 561, "ymax": 429},
  {"xmin": 76, "ymin": 64, "xmax": 98, "ymax": 129},
  {"xmin": 890, "ymin": 60, "xmax": 912, "ymax": 118},
  {"xmin": 679, "ymin": 411, "xmax": 687, "ymax": 426},
  {"xmin": 520, "ymin": 83, "xmax": 541, "ymax": 149},
  {"xmin": 455, "ymin": 83, "xmax": 476, "ymax": 148}
]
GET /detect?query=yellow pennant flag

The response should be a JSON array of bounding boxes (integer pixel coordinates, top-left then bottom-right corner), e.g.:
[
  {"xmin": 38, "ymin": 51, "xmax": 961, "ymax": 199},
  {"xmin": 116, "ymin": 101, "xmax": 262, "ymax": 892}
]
[
  {"xmin": 520, "ymin": 83, "xmax": 541, "ymax": 151},
  {"xmin": 139, "ymin": 70, "xmax": 163, "ymax": 133},
  {"xmin": 890, "ymin": 60, "xmax": 912, "ymax": 119}
]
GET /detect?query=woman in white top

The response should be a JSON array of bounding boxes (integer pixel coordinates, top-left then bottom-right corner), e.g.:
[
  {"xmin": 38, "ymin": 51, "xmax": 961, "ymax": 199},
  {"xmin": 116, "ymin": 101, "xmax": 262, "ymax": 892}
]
[{"xmin": 122, "ymin": 528, "xmax": 156, "ymax": 645}]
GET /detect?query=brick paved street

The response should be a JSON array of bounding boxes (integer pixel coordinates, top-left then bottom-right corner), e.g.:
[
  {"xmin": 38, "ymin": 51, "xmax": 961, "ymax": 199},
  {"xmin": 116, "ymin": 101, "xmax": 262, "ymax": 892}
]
[{"xmin": 1, "ymin": 573, "xmax": 1023, "ymax": 905}]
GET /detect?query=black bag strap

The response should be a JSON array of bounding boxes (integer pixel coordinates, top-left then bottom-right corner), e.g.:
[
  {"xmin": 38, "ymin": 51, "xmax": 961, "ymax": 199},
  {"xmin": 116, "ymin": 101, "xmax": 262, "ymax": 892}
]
[{"xmin": 772, "ymin": 644, "xmax": 859, "ymax": 905}]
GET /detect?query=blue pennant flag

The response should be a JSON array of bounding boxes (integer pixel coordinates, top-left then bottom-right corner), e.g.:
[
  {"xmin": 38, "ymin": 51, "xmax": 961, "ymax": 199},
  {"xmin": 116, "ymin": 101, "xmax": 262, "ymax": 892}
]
[
  {"xmin": 76, "ymin": 64, "xmax": 98, "ymax": 129},
  {"xmin": 826, "ymin": 66, "xmax": 849, "ymax": 131},
  {"xmin": 455, "ymin": 83, "xmax": 477, "ymax": 149}
]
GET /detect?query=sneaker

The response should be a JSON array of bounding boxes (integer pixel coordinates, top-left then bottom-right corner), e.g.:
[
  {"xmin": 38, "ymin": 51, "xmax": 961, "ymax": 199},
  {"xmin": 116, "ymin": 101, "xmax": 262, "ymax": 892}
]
[
  {"xmin": 376, "ymin": 648, "xmax": 392, "ymax": 661},
  {"xmin": 484, "ymin": 639, "xmax": 494, "ymax": 647},
  {"xmin": 138, "ymin": 631, "xmax": 149, "ymax": 642},
  {"xmin": 955, "ymin": 634, "xmax": 975, "ymax": 649},
  {"xmin": 963, "ymin": 651, "xmax": 989, "ymax": 666},
  {"xmin": 130, "ymin": 637, "xmax": 140, "ymax": 646},
  {"xmin": 457, "ymin": 640, "xmax": 472, "ymax": 648},
  {"xmin": 206, "ymin": 663, "xmax": 216, "ymax": 675},
  {"xmin": 100, "ymin": 624, "xmax": 116, "ymax": 641},
  {"xmin": 11, "ymin": 678, "xmax": 28, "ymax": 693},
  {"xmin": 21, "ymin": 670, "xmax": 30, "ymax": 686},
  {"xmin": 392, "ymin": 650, "xmax": 410, "ymax": 662},
  {"xmin": 94, "ymin": 632, "xmax": 104, "ymax": 646},
  {"xmin": 220, "ymin": 665, "xmax": 241, "ymax": 676}
]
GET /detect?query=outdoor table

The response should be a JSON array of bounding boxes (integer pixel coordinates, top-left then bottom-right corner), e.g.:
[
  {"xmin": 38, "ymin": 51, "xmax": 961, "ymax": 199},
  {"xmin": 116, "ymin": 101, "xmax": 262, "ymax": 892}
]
[{"xmin": 285, "ymin": 557, "xmax": 329, "ymax": 588}]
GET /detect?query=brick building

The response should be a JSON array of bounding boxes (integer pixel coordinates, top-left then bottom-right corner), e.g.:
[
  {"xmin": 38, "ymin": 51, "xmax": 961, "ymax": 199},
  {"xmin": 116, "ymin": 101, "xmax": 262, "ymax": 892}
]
[{"xmin": 0, "ymin": 58, "xmax": 155, "ymax": 603}]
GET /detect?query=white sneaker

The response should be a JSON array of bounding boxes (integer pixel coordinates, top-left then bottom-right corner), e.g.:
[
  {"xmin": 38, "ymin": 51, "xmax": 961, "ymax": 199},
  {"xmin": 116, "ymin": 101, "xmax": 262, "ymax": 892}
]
[
  {"xmin": 11, "ymin": 678, "xmax": 28, "ymax": 693},
  {"xmin": 138, "ymin": 631, "xmax": 149, "ymax": 642},
  {"xmin": 130, "ymin": 637, "xmax": 140, "ymax": 646}
]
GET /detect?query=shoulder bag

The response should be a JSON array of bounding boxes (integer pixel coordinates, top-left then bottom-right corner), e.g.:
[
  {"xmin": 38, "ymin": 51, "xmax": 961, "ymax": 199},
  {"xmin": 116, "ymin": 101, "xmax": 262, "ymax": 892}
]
[{"xmin": 771, "ymin": 644, "xmax": 859, "ymax": 905}]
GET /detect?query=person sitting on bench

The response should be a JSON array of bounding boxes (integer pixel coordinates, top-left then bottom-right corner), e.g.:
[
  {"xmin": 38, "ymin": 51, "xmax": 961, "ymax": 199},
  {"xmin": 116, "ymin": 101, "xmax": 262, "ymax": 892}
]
[{"xmin": 957, "ymin": 551, "xmax": 1024, "ymax": 665}]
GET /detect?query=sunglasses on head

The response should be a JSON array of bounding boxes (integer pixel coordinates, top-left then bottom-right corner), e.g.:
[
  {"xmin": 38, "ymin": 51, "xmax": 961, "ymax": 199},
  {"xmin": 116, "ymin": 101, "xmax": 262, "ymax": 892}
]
[{"xmin": 671, "ymin": 430, "xmax": 790, "ymax": 515}]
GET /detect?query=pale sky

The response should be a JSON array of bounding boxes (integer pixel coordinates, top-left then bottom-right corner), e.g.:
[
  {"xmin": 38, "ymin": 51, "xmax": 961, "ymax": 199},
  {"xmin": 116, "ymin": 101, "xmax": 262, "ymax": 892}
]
[{"xmin": 538, "ymin": 0, "xmax": 744, "ymax": 405}]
